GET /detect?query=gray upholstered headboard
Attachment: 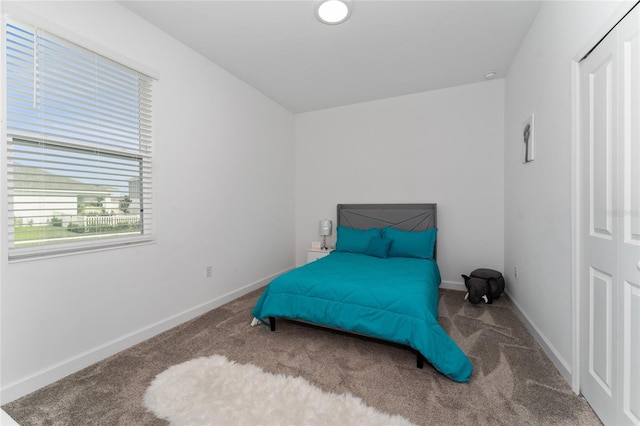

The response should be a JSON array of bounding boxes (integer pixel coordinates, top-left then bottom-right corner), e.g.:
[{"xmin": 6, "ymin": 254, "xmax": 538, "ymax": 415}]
[
  {"xmin": 337, "ymin": 203, "xmax": 437, "ymax": 231},
  {"xmin": 336, "ymin": 203, "xmax": 437, "ymax": 259}
]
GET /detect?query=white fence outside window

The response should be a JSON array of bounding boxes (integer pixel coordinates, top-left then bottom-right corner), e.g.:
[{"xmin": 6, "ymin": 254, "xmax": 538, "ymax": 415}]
[{"xmin": 74, "ymin": 215, "xmax": 140, "ymax": 229}]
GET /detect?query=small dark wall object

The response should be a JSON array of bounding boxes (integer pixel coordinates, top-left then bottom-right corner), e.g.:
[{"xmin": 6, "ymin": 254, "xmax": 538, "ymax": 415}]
[{"xmin": 462, "ymin": 268, "xmax": 505, "ymax": 304}]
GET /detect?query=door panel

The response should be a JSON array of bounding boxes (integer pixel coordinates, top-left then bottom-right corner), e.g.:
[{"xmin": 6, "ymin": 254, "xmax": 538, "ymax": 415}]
[
  {"xmin": 622, "ymin": 20, "xmax": 640, "ymax": 245},
  {"xmin": 590, "ymin": 57, "xmax": 614, "ymax": 239},
  {"xmin": 589, "ymin": 267, "xmax": 613, "ymax": 394},
  {"xmin": 581, "ymin": 31, "xmax": 619, "ymax": 425},
  {"xmin": 624, "ymin": 281, "xmax": 640, "ymax": 423}
]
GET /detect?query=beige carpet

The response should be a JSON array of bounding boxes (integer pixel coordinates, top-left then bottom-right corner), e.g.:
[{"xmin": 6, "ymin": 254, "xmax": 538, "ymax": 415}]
[{"xmin": 3, "ymin": 288, "xmax": 601, "ymax": 425}]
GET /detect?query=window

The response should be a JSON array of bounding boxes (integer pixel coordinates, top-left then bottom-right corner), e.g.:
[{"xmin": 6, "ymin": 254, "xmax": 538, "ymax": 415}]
[{"xmin": 4, "ymin": 19, "xmax": 153, "ymax": 260}]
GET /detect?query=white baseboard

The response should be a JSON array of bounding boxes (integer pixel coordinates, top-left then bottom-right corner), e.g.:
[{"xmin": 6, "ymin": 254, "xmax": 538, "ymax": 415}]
[
  {"xmin": 1, "ymin": 409, "xmax": 20, "ymax": 425},
  {"xmin": 0, "ymin": 269, "xmax": 289, "ymax": 404},
  {"xmin": 440, "ymin": 280, "xmax": 466, "ymax": 292},
  {"xmin": 504, "ymin": 291, "xmax": 573, "ymax": 385}
]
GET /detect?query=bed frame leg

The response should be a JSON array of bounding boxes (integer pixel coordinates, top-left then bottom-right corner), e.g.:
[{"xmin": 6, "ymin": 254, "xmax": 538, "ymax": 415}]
[
  {"xmin": 417, "ymin": 352, "xmax": 424, "ymax": 369},
  {"xmin": 269, "ymin": 316, "xmax": 276, "ymax": 332}
]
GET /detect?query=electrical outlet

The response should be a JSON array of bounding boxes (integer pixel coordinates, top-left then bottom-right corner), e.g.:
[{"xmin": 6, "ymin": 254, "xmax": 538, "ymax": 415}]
[
  {"xmin": 514, "ymin": 264, "xmax": 519, "ymax": 278},
  {"xmin": 205, "ymin": 265, "xmax": 213, "ymax": 278}
]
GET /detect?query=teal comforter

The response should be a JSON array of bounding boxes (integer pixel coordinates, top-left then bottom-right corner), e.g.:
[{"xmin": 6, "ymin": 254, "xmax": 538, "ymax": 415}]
[{"xmin": 252, "ymin": 252, "xmax": 472, "ymax": 382}]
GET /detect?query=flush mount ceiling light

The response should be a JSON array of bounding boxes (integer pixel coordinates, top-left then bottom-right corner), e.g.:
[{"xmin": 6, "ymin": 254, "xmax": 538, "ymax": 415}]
[
  {"xmin": 484, "ymin": 71, "xmax": 497, "ymax": 80},
  {"xmin": 315, "ymin": 0, "xmax": 351, "ymax": 25}
]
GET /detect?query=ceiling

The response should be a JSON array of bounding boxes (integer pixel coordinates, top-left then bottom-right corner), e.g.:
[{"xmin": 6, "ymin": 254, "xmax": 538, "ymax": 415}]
[{"xmin": 120, "ymin": 1, "xmax": 541, "ymax": 113}]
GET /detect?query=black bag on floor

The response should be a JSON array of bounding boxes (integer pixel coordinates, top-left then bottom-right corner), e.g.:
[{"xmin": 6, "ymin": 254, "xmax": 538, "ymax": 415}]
[{"xmin": 461, "ymin": 268, "xmax": 505, "ymax": 304}]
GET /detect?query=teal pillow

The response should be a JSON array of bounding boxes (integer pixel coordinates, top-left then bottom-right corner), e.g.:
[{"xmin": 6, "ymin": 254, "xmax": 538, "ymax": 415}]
[
  {"xmin": 335, "ymin": 227, "xmax": 381, "ymax": 254},
  {"xmin": 383, "ymin": 227, "xmax": 437, "ymax": 259},
  {"xmin": 366, "ymin": 237, "xmax": 392, "ymax": 258}
]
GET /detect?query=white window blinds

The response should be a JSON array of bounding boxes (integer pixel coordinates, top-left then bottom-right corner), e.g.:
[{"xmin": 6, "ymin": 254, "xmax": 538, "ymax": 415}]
[{"xmin": 5, "ymin": 18, "xmax": 153, "ymax": 259}]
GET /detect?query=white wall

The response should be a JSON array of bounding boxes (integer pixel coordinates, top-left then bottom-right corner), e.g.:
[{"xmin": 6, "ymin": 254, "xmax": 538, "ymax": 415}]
[
  {"xmin": 295, "ymin": 80, "xmax": 505, "ymax": 287},
  {"xmin": 0, "ymin": 1, "xmax": 295, "ymax": 402},
  {"xmin": 504, "ymin": 1, "xmax": 633, "ymax": 383}
]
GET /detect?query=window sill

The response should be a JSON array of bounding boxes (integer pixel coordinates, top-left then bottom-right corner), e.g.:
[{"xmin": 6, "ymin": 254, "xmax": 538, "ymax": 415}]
[{"xmin": 8, "ymin": 237, "xmax": 155, "ymax": 263}]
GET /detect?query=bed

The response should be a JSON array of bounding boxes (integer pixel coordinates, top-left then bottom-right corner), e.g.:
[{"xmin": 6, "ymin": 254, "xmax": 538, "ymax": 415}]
[{"xmin": 251, "ymin": 203, "xmax": 472, "ymax": 382}]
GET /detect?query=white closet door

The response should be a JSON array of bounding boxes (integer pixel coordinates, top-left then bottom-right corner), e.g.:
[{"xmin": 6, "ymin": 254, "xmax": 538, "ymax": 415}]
[{"xmin": 580, "ymin": 8, "xmax": 640, "ymax": 426}]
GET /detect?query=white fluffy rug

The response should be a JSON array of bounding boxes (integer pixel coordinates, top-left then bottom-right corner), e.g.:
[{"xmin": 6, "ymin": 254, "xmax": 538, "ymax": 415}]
[{"xmin": 144, "ymin": 355, "xmax": 413, "ymax": 426}]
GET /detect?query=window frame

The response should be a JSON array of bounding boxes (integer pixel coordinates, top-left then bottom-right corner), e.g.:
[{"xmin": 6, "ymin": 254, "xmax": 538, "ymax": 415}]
[{"xmin": 3, "ymin": 14, "xmax": 155, "ymax": 261}]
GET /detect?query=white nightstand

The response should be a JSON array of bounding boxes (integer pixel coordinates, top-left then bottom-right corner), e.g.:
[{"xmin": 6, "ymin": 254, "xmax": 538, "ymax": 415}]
[{"xmin": 306, "ymin": 248, "xmax": 333, "ymax": 263}]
